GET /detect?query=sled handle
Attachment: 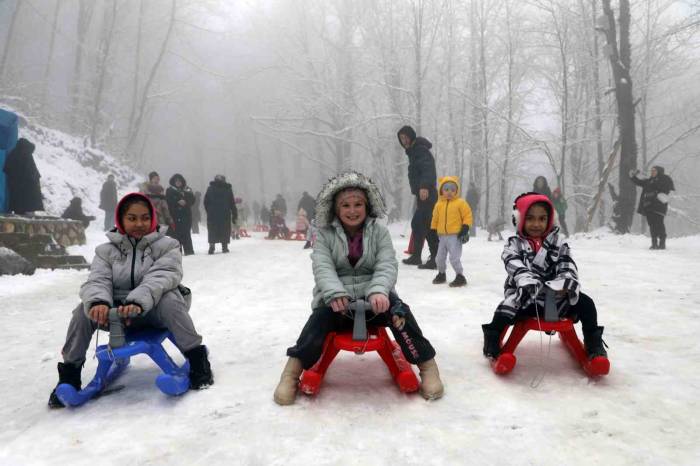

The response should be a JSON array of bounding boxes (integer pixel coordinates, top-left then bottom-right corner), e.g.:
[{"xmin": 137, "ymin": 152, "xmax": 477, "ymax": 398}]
[
  {"xmin": 347, "ymin": 299, "xmax": 372, "ymax": 341},
  {"xmin": 107, "ymin": 307, "xmax": 142, "ymax": 349}
]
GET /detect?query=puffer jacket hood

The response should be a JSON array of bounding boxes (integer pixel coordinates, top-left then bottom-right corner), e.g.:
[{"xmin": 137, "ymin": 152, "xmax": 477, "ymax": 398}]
[
  {"xmin": 314, "ymin": 171, "xmax": 386, "ymax": 228},
  {"xmin": 412, "ymin": 136, "xmax": 432, "ymax": 151},
  {"xmin": 512, "ymin": 193, "xmax": 557, "ymax": 236},
  {"xmin": 115, "ymin": 192, "xmax": 158, "ymax": 235},
  {"xmin": 438, "ymin": 176, "xmax": 460, "ymax": 198},
  {"xmin": 652, "ymin": 166, "xmax": 665, "ymax": 176}
]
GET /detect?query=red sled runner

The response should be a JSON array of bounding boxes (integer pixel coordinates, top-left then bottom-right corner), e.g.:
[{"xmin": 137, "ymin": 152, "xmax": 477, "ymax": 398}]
[
  {"xmin": 491, "ymin": 317, "xmax": 610, "ymax": 377},
  {"xmin": 299, "ymin": 300, "xmax": 419, "ymax": 396}
]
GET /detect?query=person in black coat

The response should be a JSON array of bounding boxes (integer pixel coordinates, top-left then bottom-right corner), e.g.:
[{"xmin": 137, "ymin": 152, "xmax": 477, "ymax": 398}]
[
  {"xmin": 297, "ymin": 191, "xmax": 316, "ymax": 220},
  {"xmin": 397, "ymin": 125, "xmax": 439, "ymax": 269},
  {"xmin": 99, "ymin": 174, "xmax": 118, "ymax": 231},
  {"xmin": 204, "ymin": 175, "xmax": 238, "ymax": 254},
  {"xmin": 61, "ymin": 197, "xmax": 95, "ymax": 227},
  {"xmin": 532, "ymin": 176, "xmax": 553, "ymax": 199},
  {"xmin": 271, "ymin": 194, "xmax": 287, "ymax": 217},
  {"xmin": 3, "ymin": 138, "xmax": 44, "ymax": 214},
  {"xmin": 630, "ymin": 166, "xmax": 675, "ymax": 249},
  {"xmin": 166, "ymin": 173, "xmax": 196, "ymax": 255}
]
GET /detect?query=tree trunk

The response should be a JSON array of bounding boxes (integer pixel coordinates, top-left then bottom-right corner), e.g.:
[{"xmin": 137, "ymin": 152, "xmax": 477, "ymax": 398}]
[
  {"xmin": 42, "ymin": 0, "xmax": 62, "ymax": 112},
  {"xmin": 70, "ymin": 0, "xmax": 96, "ymax": 132},
  {"xmin": 1, "ymin": 0, "xmax": 23, "ymax": 82},
  {"xmin": 600, "ymin": 0, "xmax": 638, "ymax": 233},
  {"xmin": 89, "ymin": 0, "xmax": 118, "ymax": 147},
  {"xmin": 591, "ymin": 0, "xmax": 605, "ymax": 227},
  {"xmin": 127, "ymin": 0, "xmax": 145, "ymax": 142}
]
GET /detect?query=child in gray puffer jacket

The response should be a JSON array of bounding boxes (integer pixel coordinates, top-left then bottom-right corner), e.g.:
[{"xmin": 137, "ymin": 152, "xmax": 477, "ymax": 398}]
[
  {"xmin": 273, "ymin": 171, "xmax": 444, "ymax": 405},
  {"xmin": 48, "ymin": 192, "xmax": 213, "ymax": 408}
]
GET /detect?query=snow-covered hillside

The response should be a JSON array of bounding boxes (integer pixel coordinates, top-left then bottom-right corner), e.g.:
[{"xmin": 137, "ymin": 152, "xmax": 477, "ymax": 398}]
[
  {"xmin": 5, "ymin": 109, "xmax": 142, "ymax": 216},
  {"xmin": 1, "ymin": 225, "xmax": 699, "ymax": 465}
]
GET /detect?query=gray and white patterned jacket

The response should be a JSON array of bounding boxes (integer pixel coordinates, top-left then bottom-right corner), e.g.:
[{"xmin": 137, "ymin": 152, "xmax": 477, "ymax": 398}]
[
  {"xmin": 79, "ymin": 228, "xmax": 183, "ymax": 315},
  {"xmin": 496, "ymin": 227, "xmax": 580, "ymax": 318}
]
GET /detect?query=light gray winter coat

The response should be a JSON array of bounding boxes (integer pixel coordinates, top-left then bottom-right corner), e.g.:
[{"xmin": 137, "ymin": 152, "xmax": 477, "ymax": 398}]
[
  {"xmin": 311, "ymin": 217, "xmax": 397, "ymax": 309},
  {"xmin": 79, "ymin": 228, "xmax": 184, "ymax": 315}
]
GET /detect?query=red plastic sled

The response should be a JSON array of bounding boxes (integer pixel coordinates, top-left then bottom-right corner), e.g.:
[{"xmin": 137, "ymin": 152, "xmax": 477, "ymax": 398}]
[
  {"xmin": 239, "ymin": 228, "xmax": 251, "ymax": 238},
  {"xmin": 253, "ymin": 224, "xmax": 270, "ymax": 232},
  {"xmin": 299, "ymin": 327, "xmax": 420, "ymax": 396},
  {"xmin": 491, "ymin": 318, "xmax": 610, "ymax": 377}
]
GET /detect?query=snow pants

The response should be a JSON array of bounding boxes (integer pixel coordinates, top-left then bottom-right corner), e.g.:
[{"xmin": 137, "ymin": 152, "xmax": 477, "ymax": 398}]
[
  {"xmin": 286, "ymin": 293, "xmax": 436, "ymax": 370},
  {"xmin": 490, "ymin": 292, "xmax": 599, "ymax": 333},
  {"xmin": 61, "ymin": 289, "xmax": 202, "ymax": 365},
  {"xmin": 436, "ymin": 234, "xmax": 463, "ymax": 274},
  {"xmin": 411, "ymin": 192, "xmax": 438, "ymax": 259},
  {"xmin": 646, "ymin": 212, "xmax": 666, "ymax": 243}
]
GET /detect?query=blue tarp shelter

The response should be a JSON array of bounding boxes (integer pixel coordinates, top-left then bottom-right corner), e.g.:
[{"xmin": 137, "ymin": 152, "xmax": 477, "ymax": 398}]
[{"xmin": 0, "ymin": 108, "xmax": 19, "ymax": 213}]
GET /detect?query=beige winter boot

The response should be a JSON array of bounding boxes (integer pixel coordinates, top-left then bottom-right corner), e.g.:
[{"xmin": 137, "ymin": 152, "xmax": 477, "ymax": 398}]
[
  {"xmin": 273, "ymin": 357, "xmax": 303, "ymax": 405},
  {"xmin": 417, "ymin": 358, "xmax": 444, "ymax": 400}
]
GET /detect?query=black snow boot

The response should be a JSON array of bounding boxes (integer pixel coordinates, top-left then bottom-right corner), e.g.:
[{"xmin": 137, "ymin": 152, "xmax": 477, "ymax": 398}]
[
  {"xmin": 48, "ymin": 362, "xmax": 82, "ymax": 409},
  {"xmin": 417, "ymin": 256, "xmax": 437, "ymax": 270},
  {"xmin": 222, "ymin": 244, "xmax": 230, "ymax": 253},
  {"xmin": 658, "ymin": 236, "xmax": 666, "ymax": 250},
  {"xmin": 208, "ymin": 244, "xmax": 215, "ymax": 255},
  {"xmin": 482, "ymin": 324, "xmax": 502, "ymax": 359},
  {"xmin": 583, "ymin": 326, "xmax": 608, "ymax": 359},
  {"xmin": 449, "ymin": 274, "xmax": 467, "ymax": 287},
  {"xmin": 303, "ymin": 241, "xmax": 312, "ymax": 249},
  {"xmin": 185, "ymin": 345, "xmax": 214, "ymax": 390},
  {"xmin": 402, "ymin": 255, "xmax": 423, "ymax": 266},
  {"xmin": 432, "ymin": 272, "xmax": 446, "ymax": 284},
  {"xmin": 649, "ymin": 237, "xmax": 658, "ymax": 250}
]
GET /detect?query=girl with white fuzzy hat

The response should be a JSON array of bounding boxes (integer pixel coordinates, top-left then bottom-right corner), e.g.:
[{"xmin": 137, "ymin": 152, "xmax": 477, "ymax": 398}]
[{"xmin": 273, "ymin": 171, "xmax": 444, "ymax": 404}]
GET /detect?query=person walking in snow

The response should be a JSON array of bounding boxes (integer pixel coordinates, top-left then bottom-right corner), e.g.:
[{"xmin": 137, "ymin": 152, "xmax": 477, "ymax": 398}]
[
  {"xmin": 630, "ymin": 166, "xmax": 675, "ymax": 250},
  {"xmin": 532, "ymin": 175, "xmax": 553, "ymax": 199},
  {"xmin": 271, "ymin": 194, "xmax": 287, "ymax": 218},
  {"xmin": 203, "ymin": 174, "xmax": 237, "ymax": 254},
  {"xmin": 430, "ymin": 177, "xmax": 473, "ymax": 287},
  {"xmin": 481, "ymin": 192, "xmax": 607, "ymax": 362},
  {"xmin": 273, "ymin": 171, "xmax": 444, "ymax": 405},
  {"xmin": 166, "ymin": 174, "xmax": 196, "ymax": 255},
  {"xmin": 140, "ymin": 171, "xmax": 173, "ymax": 230},
  {"xmin": 48, "ymin": 192, "xmax": 213, "ymax": 409},
  {"xmin": 297, "ymin": 191, "xmax": 316, "ymax": 221},
  {"xmin": 551, "ymin": 187, "xmax": 569, "ymax": 237},
  {"xmin": 99, "ymin": 174, "xmax": 118, "ymax": 231},
  {"xmin": 397, "ymin": 125, "xmax": 439, "ymax": 269}
]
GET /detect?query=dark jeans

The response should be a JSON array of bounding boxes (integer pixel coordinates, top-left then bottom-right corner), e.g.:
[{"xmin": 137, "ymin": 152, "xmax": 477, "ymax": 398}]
[
  {"xmin": 287, "ymin": 293, "xmax": 436, "ymax": 369},
  {"xmin": 646, "ymin": 212, "xmax": 666, "ymax": 241},
  {"xmin": 411, "ymin": 191, "xmax": 438, "ymax": 259},
  {"xmin": 491, "ymin": 292, "xmax": 599, "ymax": 333}
]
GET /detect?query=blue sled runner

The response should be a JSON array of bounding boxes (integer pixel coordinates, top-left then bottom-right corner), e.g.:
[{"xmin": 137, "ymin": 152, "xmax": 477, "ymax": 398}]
[{"xmin": 56, "ymin": 329, "xmax": 190, "ymax": 407}]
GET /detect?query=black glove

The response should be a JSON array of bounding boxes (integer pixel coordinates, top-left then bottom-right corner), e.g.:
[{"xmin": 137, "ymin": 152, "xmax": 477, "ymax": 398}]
[{"xmin": 458, "ymin": 224, "xmax": 470, "ymax": 243}]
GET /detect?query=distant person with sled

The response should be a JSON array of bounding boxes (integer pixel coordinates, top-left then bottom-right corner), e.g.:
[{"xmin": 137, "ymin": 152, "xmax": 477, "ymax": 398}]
[
  {"xmin": 99, "ymin": 175, "xmax": 118, "ymax": 231},
  {"xmin": 61, "ymin": 197, "xmax": 95, "ymax": 228},
  {"xmin": 481, "ymin": 193, "xmax": 607, "ymax": 362},
  {"xmin": 273, "ymin": 171, "xmax": 444, "ymax": 405},
  {"xmin": 630, "ymin": 166, "xmax": 675, "ymax": 250},
  {"xmin": 267, "ymin": 207, "xmax": 290, "ymax": 239},
  {"xmin": 48, "ymin": 192, "xmax": 213, "ymax": 409},
  {"xmin": 166, "ymin": 173, "xmax": 196, "ymax": 255},
  {"xmin": 297, "ymin": 191, "xmax": 316, "ymax": 221},
  {"xmin": 140, "ymin": 171, "xmax": 173, "ymax": 230},
  {"xmin": 430, "ymin": 176, "xmax": 472, "ymax": 287},
  {"xmin": 397, "ymin": 125, "xmax": 439, "ymax": 269},
  {"xmin": 271, "ymin": 194, "xmax": 287, "ymax": 218},
  {"xmin": 203, "ymin": 174, "xmax": 237, "ymax": 254}
]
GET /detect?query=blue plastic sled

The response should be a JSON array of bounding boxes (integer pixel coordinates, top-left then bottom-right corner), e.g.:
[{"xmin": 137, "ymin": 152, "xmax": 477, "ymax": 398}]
[{"xmin": 56, "ymin": 329, "xmax": 190, "ymax": 407}]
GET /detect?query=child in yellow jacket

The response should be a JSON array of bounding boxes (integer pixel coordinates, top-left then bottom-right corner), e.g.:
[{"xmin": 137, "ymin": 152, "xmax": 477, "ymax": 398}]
[{"xmin": 430, "ymin": 177, "xmax": 473, "ymax": 287}]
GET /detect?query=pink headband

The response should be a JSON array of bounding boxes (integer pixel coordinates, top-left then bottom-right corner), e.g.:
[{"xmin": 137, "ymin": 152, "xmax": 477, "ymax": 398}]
[{"xmin": 335, "ymin": 188, "xmax": 367, "ymax": 205}]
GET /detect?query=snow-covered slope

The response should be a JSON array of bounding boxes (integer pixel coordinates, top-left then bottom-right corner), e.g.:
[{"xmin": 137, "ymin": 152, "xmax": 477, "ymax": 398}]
[
  {"xmin": 0, "ymin": 227, "xmax": 699, "ymax": 465},
  {"xmin": 5, "ymin": 109, "xmax": 142, "ymax": 216}
]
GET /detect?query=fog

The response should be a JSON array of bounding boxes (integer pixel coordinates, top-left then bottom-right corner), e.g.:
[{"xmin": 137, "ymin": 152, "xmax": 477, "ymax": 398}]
[{"xmin": 2, "ymin": 0, "xmax": 699, "ymax": 234}]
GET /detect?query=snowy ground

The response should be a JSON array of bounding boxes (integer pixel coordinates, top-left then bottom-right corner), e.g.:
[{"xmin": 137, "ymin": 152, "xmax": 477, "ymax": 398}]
[{"xmin": 1, "ymin": 223, "xmax": 699, "ymax": 466}]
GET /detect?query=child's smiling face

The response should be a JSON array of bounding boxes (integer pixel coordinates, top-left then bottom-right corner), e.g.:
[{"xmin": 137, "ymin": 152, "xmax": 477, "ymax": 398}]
[{"xmin": 524, "ymin": 203, "xmax": 549, "ymax": 238}]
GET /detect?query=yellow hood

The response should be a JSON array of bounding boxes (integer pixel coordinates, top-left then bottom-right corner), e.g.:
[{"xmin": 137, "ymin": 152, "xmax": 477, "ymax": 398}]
[{"xmin": 438, "ymin": 176, "xmax": 461, "ymax": 199}]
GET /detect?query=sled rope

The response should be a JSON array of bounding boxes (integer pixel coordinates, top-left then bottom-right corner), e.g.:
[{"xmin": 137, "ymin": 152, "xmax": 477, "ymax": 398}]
[{"xmin": 529, "ymin": 293, "xmax": 553, "ymax": 389}]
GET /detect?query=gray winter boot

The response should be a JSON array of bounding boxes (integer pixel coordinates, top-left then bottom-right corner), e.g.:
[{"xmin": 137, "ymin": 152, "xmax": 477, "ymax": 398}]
[
  {"xmin": 417, "ymin": 358, "xmax": 444, "ymax": 400},
  {"xmin": 273, "ymin": 357, "xmax": 303, "ymax": 406}
]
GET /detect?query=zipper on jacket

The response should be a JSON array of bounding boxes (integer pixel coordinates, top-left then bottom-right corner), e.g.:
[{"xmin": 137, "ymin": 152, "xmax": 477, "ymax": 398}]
[
  {"xmin": 444, "ymin": 199, "xmax": 450, "ymax": 233},
  {"xmin": 130, "ymin": 240, "xmax": 138, "ymax": 289}
]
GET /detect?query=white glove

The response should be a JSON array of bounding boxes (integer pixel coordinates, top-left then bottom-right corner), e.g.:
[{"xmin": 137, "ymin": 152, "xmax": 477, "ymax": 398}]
[
  {"xmin": 629, "ymin": 169, "xmax": 639, "ymax": 178},
  {"xmin": 657, "ymin": 193, "xmax": 669, "ymax": 204}
]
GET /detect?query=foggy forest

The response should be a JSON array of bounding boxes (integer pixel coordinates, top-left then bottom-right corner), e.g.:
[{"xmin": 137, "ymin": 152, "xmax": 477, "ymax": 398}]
[{"xmin": 1, "ymin": 0, "xmax": 700, "ymax": 233}]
